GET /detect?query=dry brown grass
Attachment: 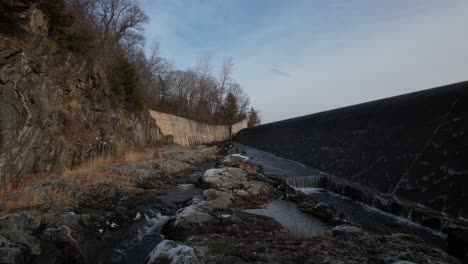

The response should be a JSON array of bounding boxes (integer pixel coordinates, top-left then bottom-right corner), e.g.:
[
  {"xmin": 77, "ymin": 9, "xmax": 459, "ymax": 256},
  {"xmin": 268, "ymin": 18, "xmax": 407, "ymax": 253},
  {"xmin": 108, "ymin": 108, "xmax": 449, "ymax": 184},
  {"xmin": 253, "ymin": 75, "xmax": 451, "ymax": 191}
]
[{"xmin": 0, "ymin": 146, "xmax": 166, "ymax": 215}]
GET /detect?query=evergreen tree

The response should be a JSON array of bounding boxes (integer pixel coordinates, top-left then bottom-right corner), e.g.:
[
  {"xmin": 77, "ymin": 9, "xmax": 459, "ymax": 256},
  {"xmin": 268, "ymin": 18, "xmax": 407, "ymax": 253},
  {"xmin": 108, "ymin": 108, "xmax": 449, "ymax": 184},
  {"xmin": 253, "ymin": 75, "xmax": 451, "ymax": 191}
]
[
  {"xmin": 110, "ymin": 57, "xmax": 144, "ymax": 111},
  {"xmin": 247, "ymin": 107, "xmax": 261, "ymax": 127},
  {"xmin": 221, "ymin": 92, "xmax": 239, "ymax": 125}
]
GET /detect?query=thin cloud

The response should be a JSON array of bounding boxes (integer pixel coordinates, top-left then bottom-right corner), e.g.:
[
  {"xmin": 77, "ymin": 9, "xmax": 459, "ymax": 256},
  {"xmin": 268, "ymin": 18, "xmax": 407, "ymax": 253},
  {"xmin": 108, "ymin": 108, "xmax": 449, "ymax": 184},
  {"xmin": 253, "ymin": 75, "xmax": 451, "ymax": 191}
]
[
  {"xmin": 269, "ymin": 65, "xmax": 290, "ymax": 78},
  {"xmin": 142, "ymin": 0, "xmax": 468, "ymax": 124}
]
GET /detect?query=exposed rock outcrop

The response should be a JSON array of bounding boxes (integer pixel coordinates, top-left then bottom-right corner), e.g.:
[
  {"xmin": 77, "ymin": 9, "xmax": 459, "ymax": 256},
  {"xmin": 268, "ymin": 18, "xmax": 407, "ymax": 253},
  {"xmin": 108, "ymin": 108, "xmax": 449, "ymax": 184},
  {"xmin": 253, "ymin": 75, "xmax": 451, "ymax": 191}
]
[
  {"xmin": 0, "ymin": 34, "xmax": 161, "ymax": 185},
  {"xmin": 0, "ymin": 212, "xmax": 101, "ymax": 264}
]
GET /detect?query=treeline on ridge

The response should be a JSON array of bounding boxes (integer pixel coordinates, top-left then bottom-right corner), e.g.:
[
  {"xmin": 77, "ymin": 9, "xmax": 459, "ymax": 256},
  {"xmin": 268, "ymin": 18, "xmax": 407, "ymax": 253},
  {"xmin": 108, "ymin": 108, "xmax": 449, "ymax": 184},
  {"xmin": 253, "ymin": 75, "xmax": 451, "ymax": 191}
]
[{"xmin": 0, "ymin": 0, "xmax": 261, "ymax": 126}]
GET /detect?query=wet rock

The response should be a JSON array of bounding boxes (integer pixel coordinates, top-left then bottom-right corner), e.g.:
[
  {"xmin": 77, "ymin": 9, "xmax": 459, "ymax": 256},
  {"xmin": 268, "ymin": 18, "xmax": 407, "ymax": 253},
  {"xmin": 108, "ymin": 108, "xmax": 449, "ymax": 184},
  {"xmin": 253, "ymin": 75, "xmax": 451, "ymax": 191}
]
[
  {"xmin": 0, "ymin": 212, "xmax": 101, "ymax": 264},
  {"xmin": 199, "ymin": 167, "xmax": 273, "ymax": 207},
  {"xmin": 146, "ymin": 240, "xmax": 199, "ymax": 264},
  {"xmin": 164, "ymin": 189, "xmax": 234, "ymax": 239},
  {"xmin": 221, "ymin": 154, "xmax": 261, "ymax": 175},
  {"xmin": 0, "ymin": 213, "xmax": 42, "ymax": 256},
  {"xmin": 200, "ymin": 167, "xmax": 247, "ymax": 190},
  {"xmin": 180, "ymin": 228, "xmax": 459, "ymax": 264}
]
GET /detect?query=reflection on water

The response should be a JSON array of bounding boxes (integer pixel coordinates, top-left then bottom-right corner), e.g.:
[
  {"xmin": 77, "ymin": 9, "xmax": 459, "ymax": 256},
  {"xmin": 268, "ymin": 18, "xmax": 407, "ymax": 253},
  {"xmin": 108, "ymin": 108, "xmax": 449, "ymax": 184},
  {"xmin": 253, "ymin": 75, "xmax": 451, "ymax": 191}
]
[{"xmin": 244, "ymin": 199, "xmax": 329, "ymax": 238}]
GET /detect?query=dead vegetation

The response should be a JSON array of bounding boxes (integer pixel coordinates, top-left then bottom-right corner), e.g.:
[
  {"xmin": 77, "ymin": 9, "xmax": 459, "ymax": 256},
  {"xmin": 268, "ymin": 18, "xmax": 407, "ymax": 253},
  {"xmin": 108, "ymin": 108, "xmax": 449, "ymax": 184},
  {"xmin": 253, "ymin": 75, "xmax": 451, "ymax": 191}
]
[{"xmin": 0, "ymin": 146, "xmax": 165, "ymax": 215}]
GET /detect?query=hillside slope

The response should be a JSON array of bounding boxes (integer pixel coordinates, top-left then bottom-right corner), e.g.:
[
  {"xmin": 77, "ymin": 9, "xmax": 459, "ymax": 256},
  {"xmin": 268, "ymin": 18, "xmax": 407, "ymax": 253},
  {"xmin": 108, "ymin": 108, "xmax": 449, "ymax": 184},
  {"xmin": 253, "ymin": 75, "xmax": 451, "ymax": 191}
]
[{"xmin": 0, "ymin": 12, "xmax": 161, "ymax": 185}]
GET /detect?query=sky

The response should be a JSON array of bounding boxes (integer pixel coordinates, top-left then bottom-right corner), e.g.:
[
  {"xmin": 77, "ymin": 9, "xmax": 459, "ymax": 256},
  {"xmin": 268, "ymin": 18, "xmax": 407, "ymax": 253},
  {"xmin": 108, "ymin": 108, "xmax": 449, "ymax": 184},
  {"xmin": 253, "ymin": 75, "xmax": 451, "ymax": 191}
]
[{"xmin": 141, "ymin": 0, "xmax": 468, "ymax": 124}]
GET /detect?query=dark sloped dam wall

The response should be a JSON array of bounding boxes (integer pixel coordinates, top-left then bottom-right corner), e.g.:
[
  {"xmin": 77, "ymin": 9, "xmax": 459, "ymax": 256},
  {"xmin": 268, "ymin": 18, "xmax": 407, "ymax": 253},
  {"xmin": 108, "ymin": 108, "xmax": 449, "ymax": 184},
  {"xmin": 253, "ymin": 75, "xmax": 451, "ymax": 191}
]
[{"xmin": 234, "ymin": 81, "xmax": 468, "ymax": 230}]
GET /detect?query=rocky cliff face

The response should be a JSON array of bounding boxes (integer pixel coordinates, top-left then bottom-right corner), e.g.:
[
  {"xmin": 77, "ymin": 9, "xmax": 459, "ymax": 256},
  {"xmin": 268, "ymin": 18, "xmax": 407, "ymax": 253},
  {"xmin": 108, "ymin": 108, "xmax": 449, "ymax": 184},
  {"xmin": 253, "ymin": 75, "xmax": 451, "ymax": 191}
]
[{"xmin": 0, "ymin": 16, "xmax": 161, "ymax": 184}]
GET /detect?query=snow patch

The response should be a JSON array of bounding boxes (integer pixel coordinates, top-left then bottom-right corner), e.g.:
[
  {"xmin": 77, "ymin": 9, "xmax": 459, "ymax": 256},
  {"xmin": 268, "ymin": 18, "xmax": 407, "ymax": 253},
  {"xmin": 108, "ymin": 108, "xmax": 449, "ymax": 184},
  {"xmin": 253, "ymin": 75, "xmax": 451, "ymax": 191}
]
[
  {"xmin": 97, "ymin": 229, "xmax": 104, "ymax": 234},
  {"xmin": 134, "ymin": 212, "xmax": 141, "ymax": 220},
  {"xmin": 230, "ymin": 153, "xmax": 250, "ymax": 160},
  {"xmin": 221, "ymin": 214, "xmax": 231, "ymax": 218}
]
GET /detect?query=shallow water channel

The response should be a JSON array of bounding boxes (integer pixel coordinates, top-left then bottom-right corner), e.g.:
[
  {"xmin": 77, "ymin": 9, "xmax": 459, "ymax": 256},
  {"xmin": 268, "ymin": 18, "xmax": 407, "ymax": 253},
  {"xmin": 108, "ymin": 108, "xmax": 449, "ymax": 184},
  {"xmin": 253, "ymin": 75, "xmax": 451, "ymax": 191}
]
[
  {"xmin": 244, "ymin": 199, "xmax": 329, "ymax": 238},
  {"xmin": 101, "ymin": 162, "xmax": 214, "ymax": 264},
  {"xmin": 232, "ymin": 143, "xmax": 448, "ymax": 249}
]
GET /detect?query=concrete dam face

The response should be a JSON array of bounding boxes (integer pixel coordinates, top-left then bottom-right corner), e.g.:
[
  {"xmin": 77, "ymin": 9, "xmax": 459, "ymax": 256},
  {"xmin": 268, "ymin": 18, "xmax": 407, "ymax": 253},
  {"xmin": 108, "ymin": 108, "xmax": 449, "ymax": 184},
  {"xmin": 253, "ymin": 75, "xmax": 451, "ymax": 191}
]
[{"xmin": 234, "ymin": 81, "xmax": 468, "ymax": 230}]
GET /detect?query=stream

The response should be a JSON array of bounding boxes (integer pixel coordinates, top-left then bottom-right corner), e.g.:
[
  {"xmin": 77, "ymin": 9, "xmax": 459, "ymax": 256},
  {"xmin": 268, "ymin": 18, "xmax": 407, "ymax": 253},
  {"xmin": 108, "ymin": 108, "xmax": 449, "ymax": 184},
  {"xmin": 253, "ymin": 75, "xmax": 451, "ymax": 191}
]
[
  {"xmin": 231, "ymin": 143, "xmax": 449, "ymax": 250},
  {"xmin": 101, "ymin": 143, "xmax": 450, "ymax": 263},
  {"xmin": 98, "ymin": 162, "xmax": 214, "ymax": 264}
]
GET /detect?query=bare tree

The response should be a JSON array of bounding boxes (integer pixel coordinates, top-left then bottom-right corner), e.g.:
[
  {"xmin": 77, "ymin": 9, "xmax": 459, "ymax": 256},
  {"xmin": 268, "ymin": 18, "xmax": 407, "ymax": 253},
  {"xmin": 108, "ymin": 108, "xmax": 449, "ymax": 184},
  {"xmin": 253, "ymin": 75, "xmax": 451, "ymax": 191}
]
[
  {"xmin": 89, "ymin": 0, "xmax": 148, "ymax": 66},
  {"xmin": 229, "ymin": 83, "xmax": 250, "ymax": 120}
]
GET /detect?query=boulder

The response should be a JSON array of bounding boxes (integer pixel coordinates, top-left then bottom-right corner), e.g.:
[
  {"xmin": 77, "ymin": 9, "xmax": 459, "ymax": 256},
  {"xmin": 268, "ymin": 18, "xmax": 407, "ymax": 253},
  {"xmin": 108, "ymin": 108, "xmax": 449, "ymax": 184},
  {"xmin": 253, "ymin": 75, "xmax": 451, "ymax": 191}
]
[
  {"xmin": 200, "ymin": 168, "xmax": 247, "ymax": 190},
  {"xmin": 159, "ymin": 159, "xmax": 195, "ymax": 175},
  {"xmin": 146, "ymin": 240, "xmax": 199, "ymax": 264},
  {"xmin": 164, "ymin": 189, "xmax": 234, "ymax": 239},
  {"xmin": 0, "ymin": 212, "xmax": 98, "ymax": 264},
  {"xmin": 221, "ymin": 154, "xmax": 261, "ymax": 175},
  {"xmin": 199, "ymin": 167, "xmax": 273, "ymax": 207}
]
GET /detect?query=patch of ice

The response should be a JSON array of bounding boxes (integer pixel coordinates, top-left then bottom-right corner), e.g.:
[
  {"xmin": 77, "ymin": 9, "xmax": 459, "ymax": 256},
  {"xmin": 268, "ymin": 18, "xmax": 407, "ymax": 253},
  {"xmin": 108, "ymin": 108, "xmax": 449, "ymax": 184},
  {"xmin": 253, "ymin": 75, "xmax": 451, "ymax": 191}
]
[
  {"xmin": 447, "ymin": 168, "xmax": 467, "ymax": 176},
  {"xmin": 146, "ymin": 240, "xmax": 196, "ymax": 264},
  {"xmin": 332, "ymin": 225, "xmax": 362, "ymax": 234},
  {"xmin": 134, "ymin": 212, "xmax": 141, "ymax": 220},
  {"xmin": 177, "ymin": 184, "xmax": 195, "ymax": 190},
  {"xmin": 230, "ymin": 153, "xmax": 250, "ymax": 160}
]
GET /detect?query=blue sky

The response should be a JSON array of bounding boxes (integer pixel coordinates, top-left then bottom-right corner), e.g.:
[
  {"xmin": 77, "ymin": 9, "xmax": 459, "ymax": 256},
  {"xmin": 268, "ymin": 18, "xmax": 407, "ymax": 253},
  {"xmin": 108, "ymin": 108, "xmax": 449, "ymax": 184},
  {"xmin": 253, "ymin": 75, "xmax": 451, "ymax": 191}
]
[{"xmin": 141, "ymin": 0, "xmax": 468, "ymax": 123}]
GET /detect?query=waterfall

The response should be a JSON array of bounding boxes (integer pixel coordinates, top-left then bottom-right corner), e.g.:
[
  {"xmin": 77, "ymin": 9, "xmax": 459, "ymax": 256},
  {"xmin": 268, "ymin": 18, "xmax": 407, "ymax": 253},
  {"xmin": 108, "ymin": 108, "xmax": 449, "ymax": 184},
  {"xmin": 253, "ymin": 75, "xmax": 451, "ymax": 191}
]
[
  {"xmin": 282, "ymin": 174, "xmax": 467, "ymax": 232},
  {"xmin": 284, "ymin": 175, "xmax": 323, "ymax": 188}
]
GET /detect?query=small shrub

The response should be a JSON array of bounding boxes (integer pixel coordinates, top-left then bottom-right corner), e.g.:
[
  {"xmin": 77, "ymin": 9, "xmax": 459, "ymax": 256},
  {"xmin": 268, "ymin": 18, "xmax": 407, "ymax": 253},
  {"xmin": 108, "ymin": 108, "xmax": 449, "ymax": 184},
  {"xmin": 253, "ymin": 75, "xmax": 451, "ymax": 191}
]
[{"xmin": 153, "ymin": 151, "xmax": 160, "ymax": 159}]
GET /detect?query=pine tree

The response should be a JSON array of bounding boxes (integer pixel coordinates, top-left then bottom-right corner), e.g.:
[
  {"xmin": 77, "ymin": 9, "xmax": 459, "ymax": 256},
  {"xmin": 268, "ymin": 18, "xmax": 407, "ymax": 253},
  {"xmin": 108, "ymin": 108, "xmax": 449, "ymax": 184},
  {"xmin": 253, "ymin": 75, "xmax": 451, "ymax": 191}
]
[
  {"xmin": 221, "ymin": 92, "xmax": 239, "ymax": 125},
  {"xmin": 247, "ymin": 107, "xmax": 261, "ymax": 127},
  {"xmin": 110, "ymin": 57, "xmax": 144, "ymax": 111}
]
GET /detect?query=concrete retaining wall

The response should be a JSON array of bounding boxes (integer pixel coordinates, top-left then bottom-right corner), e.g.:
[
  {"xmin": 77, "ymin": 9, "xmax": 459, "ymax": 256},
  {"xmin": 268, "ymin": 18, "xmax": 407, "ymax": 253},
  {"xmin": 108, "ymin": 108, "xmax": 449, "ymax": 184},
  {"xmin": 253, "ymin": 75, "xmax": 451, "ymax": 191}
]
[
  {"xmin": 234, "ymin": 81, "xmax": 468, "ymax": 220},
  {"xmin": 149, "ymin": 110, "xmax": 247, "ymax": 147}
]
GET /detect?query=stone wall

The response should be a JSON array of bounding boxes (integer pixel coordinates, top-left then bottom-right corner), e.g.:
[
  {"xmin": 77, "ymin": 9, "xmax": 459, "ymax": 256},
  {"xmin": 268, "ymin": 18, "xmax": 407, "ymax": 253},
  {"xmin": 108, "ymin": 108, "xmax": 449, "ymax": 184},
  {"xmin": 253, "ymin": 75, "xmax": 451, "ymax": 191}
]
[
  {"xmin": 234, "ymin": 81, "xmax": 468, "ymax": 220},
  {"xmin": 149, "ymin": 111, "xmax": 247, "ymax": 147}
]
